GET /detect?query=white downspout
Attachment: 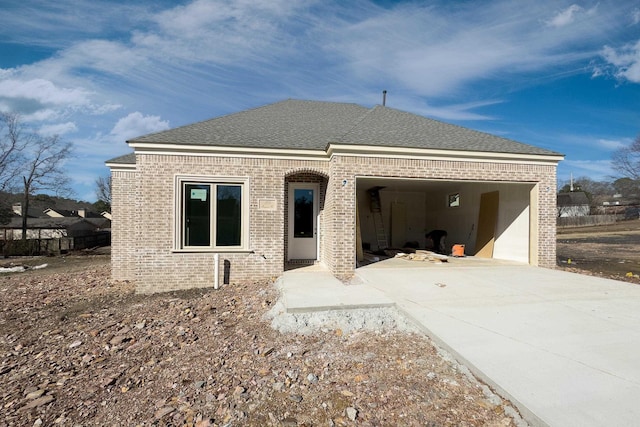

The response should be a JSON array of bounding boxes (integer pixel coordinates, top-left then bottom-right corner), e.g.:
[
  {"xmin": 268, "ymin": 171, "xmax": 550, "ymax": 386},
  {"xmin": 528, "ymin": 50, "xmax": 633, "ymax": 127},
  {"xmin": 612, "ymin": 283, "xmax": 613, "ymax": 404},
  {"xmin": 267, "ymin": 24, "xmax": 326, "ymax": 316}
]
[{"xmin": 214, "ymin": 253, "xmax": 220, "ymax": 290}]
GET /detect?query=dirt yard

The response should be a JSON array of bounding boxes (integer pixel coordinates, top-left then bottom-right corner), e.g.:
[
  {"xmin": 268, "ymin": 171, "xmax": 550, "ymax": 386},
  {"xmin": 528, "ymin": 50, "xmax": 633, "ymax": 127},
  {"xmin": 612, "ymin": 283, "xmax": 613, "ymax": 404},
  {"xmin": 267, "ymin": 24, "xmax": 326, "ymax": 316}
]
[
  {"xmin": 1, "ymin": 252, "xmax": 519, "ymax": 426},
  {"xmin": 557, "ymin": 218, "xmax": 640, "ymax": 284},
  {"xmin": 2, "ymin": 220, "xmax": 637, "ymax": 426}
]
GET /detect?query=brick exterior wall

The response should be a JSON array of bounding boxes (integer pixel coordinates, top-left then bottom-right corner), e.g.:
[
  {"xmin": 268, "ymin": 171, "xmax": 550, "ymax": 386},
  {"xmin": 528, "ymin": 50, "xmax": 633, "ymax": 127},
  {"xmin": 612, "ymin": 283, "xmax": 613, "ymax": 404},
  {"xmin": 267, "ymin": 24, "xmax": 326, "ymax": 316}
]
[
  {"xmin": 327, "ymin": 155, "xmax": 557, "ymax": 279},
  {"xmin": 110, "ymin": 168, "xmax": 137, "ymax": 281},
  {"xmin": 111, "ymin": 152, "xmax": 557, "ymax": 293},
  {"xmin": 128, "ymin": 154, "xmax": 329, "ymax": 293}
]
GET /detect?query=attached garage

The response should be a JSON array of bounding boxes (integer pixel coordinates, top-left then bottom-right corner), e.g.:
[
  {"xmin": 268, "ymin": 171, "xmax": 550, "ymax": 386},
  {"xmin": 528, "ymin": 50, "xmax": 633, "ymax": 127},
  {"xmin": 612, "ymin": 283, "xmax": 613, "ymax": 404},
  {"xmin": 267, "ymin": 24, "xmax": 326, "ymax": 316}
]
[{"xmin": 356, "ymin": 178, "xmax": 537, "ymax": 264}]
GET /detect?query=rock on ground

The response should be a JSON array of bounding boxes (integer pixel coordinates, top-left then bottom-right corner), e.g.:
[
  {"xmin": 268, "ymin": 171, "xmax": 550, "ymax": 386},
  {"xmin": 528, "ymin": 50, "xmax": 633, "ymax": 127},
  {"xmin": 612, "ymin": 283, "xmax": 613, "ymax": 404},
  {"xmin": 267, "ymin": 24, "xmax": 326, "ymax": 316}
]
[{"xmin": 0, "ymin": 254, "xmax": 524, "ymax": 426}]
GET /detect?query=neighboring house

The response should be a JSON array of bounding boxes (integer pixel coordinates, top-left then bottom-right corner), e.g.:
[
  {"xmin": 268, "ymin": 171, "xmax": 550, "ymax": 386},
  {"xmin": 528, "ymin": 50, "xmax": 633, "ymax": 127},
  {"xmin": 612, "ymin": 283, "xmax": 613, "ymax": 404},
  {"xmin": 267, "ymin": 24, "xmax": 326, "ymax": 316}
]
[
  {"xmin": 44, "ymin": 207, "xmax": 110, "ymax": 220},
  {"xmin": 11, "ymin": 203, "xmax": 42, "ymax": 218},
  {"xmin": 2, "ymin": 204, "xmax": 111, "ymax": 241},
  {"xmin": 1, "ymin": 217, "xmax": 103, "ymax": 240},
  {"xmin": 44, "ymin": 208, "xmax": 76, "ymax": 218},
  {"xmin": 107, "ymin": 99, "xmax": 564, "ymax": 294},
  {"xmin": 557, "ymin": 192, "xmax": 590, "ymax": 217}
]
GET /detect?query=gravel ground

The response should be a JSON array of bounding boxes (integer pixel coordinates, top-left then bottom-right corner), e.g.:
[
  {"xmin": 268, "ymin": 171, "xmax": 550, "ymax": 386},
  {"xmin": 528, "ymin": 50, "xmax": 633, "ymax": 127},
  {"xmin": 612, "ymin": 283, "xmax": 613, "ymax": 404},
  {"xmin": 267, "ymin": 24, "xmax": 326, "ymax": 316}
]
[
  {"xmin": 267, "ymin": 301, "xmax": 420, "ymax": 336},
  {"xmin": 0, "ymin": 254, "xmax": 522, "ymax": 426}
]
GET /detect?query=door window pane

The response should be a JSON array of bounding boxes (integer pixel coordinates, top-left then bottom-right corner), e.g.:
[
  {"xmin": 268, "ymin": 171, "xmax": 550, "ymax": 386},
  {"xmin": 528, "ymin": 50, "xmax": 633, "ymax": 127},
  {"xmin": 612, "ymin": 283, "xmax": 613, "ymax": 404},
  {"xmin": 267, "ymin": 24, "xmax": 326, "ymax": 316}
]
[
  {"xmin": 185, "ymin": 184, "xmax": 210, "ymax": 246},
  {"xmin": 216, "ymin": 185, "xmax": 242, "ymax": 246},
  {"xmin": 294, "ymin": 188, "xmax": 314, "ymax": 238}
]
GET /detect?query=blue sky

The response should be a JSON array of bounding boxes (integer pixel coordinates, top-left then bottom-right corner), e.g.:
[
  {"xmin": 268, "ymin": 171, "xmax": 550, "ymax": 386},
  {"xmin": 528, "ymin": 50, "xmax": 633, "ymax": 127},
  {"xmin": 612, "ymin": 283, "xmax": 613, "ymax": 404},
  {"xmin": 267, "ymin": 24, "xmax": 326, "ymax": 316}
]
[{"xmin": 1, "ymin": 0, "xmax": 639, "ymax": 201}]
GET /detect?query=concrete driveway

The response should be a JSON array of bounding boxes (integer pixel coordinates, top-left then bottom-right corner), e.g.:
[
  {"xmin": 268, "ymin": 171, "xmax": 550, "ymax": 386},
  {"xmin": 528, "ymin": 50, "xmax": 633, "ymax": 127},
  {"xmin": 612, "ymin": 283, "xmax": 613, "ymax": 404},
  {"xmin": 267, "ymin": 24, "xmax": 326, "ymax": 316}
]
[{"xmin": 355, "ymin": 258, "xmax": 640, "ymax": 427}]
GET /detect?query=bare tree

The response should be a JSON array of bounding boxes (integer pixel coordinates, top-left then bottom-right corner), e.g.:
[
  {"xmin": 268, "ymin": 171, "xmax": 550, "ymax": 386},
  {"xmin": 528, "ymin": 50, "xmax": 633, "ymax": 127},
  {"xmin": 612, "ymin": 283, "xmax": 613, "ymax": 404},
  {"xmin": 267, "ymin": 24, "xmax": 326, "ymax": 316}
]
[
  {"xmin": 20, "ymin": 134, "xmax": 73, "ymax": 239},
  {"xmin": 0, "ymin": 112, "xmax": 73, "ymax": 234},
  {"xmin": 0, "ymin": 112, "xmax": 30, "ymax": 193},
  {"xmin": 0, "ymin": 113, "xmax": 30, "ymax": 225},
  {"xmin": 613, "ymin": 177, "xmax": 640, "ymax": 200},
  {"xmin": 612, "ymin": 134, "xmax": 640, "ymax": 180},
  {"xmin": 95, "ymin": 175, "xmax": 111, "ymax": 205}
]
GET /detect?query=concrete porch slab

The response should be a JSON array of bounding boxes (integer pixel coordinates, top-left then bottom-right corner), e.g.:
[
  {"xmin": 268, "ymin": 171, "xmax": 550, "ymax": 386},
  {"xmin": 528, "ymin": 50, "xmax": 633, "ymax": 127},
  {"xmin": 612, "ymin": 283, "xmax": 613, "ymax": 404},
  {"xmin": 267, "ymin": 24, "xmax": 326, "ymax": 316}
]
[{"xmin": 275, "ymin": 264, "xmax": 395, "ymax": 313}]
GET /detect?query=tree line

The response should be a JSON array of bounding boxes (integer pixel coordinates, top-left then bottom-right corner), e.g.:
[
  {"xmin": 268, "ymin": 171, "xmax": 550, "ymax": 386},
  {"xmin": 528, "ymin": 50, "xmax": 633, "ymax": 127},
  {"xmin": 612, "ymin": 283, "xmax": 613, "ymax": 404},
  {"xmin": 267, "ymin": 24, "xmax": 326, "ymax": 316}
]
[
  {"xmin": 558, "ymin": 176, "xmax": 640, "ymax": 210},
  {"xmin": 2, "ymin": 108, "xmax": 639, "ymax": 235},
  {"xmin": 0, "ymin": 112, "xmax": 73, "ymax": 238},
  {"xmin": 558, "ymin": 134, "xmax": 640, "ymax": 212}
]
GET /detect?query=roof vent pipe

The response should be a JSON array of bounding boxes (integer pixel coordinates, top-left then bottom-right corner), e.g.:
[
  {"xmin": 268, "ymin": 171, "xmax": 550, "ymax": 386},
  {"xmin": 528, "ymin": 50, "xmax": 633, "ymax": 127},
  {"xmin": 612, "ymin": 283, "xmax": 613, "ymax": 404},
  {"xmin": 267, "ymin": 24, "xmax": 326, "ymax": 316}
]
[{"xmin": 382, "ymin": 90, "xmax": 387, "ymax": 106}]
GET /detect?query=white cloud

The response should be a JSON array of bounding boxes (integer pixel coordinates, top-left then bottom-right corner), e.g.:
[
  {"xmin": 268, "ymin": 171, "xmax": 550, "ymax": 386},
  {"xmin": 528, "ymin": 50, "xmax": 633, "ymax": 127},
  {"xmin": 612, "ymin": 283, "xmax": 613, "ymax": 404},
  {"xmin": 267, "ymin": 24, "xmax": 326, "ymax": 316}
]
[
  {"xmin": 39, "ymin": 122, "xmax": 77, "ymax": 136},
  {"xmin": 546, "ymin": 4, "xmax": 583, "ymax": 28},
  {"xmin": 88, "ymin": 103, "xmax": 122, "ymax": 116},
  {"xmin": 632, "ymin": 8, "xmax": 640, "ymax": 25},
  {"xmin": 0, "ymin": 1, "xmax": 152, "ymax": 49},
  {"xmin": 601, "ymin": 40, "xmax": 640, "ymax": 82},
  {"xmin": 559, "ymin": 159, "xmax": 615, "ymax": 181},
  {"xmin": 0, "ymin": 68, "xmax": 14, "ymax": 79},
  {"xmin": 2, "ymin": 0, "xmax": 629, "ymax": 115},
  {"xmin": 110, "ymin": 112, "xmax": 170, "ymax": 142},
  {"xmin": 551, "ymin": 133, "xmax": 632, "ymax": 152},
  {"xmin": 0, "ymin": 78, "xmax": 92, "ymax": 107},
  {"xmin": 23, "ymin": 109, "xmax": 66, "ymax": 122},
  {"xmin": 597, "ymin": 138, "xmax": 628, "ymax": 150},
  {"xmin": 0, "ymin": 76, "xmax": 118, "ymax": 126},
  {"xmin": 321, "ymin": 1, "xmax": 618, "ymax": 98},
  {"xmin": 132, "ymin": 0, "xmax": 302, "ymax": 65},
  {"xmin": 406, "ymin": 99, "xmax": 502, "ymax": 121},
  {"xmin": 60, "ymin": 40, "xmax": 144, "ymax": 76}
]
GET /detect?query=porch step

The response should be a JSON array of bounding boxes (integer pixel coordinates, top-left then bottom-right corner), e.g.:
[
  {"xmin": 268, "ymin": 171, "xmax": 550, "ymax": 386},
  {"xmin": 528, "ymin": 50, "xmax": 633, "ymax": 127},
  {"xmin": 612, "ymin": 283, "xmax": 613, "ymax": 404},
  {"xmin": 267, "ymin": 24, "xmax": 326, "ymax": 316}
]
[{"xmin": 276, "ymin": 270, "xmax": 395, "ymax": 313}]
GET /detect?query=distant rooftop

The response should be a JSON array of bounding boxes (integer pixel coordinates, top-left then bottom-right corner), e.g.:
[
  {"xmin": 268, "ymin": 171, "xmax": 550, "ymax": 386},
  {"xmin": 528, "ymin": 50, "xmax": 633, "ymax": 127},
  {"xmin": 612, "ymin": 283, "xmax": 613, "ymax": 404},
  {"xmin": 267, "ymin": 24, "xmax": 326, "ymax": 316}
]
[{"xmin": 557, "ymin": 192, "xmax": 590, "ymax": 206}]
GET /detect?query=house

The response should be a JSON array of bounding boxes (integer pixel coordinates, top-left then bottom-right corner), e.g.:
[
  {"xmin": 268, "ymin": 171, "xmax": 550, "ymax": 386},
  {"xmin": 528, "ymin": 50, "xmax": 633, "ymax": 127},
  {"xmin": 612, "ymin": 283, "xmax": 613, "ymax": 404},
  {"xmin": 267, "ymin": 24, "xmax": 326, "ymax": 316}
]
[
  {"xmin": 2, "ymin": 203, "xmax": 111, "ymax": 241},
  {"xmin": 107, "ymin": 99, "xmax": 564, "ymax": 293},
  {"xmin": 557, "ymin": 192, "xmax": 590, "ymax": 217},
  {"xmin": 0, "ymin": 217, "xmax": 104, "ymax": 240},
  {"xmin": 11, "ymin": 203, "xmax": 42, "ymax": 218},
  {"xmin": 44, "ymin": 207, "xmax": 111, "ymax": 220}
]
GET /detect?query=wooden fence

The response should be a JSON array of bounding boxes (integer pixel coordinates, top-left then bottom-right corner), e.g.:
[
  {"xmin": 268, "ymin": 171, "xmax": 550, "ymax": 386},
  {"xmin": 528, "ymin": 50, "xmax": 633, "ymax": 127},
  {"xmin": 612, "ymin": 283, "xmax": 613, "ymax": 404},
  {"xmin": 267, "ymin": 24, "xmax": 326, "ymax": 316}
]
[
  {"xmin": 1, "ymin": 232, "xmax": 111, "ymax": 256},
  {"xmin": 557, "ymin": 215, "xmax": 619, "ymax": 228}
]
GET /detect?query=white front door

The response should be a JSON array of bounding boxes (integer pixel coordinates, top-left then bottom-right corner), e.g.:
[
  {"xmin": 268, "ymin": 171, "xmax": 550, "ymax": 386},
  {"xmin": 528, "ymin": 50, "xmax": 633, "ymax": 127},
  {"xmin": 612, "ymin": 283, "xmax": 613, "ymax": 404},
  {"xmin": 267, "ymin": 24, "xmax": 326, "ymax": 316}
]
[{"xmin": 287, "ymin": 183, "xmax": 319, "ymax": 260}]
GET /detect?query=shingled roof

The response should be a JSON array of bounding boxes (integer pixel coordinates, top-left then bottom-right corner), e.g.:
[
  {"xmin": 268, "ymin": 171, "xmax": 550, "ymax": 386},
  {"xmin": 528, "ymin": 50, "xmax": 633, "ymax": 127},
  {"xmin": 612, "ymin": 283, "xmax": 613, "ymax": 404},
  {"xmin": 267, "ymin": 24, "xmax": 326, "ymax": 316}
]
[
  {"xmin": 106, "ymin": 152, "xmax": 135, "ymax": 165},
  {"xmin": 126, "ymin": 99, "xmax": 562, "ymax": 157},
  {"xmin": 557, "ymin": 192, "xmax": 590, "ymax": 206}
]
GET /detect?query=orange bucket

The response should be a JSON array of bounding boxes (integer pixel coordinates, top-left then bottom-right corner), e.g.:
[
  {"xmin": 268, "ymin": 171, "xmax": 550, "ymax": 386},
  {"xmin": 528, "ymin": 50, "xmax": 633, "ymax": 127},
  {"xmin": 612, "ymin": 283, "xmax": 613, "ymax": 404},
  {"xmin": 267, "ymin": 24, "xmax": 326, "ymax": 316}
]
[{"xmin": 452, "ymin": 244, "xmax": 465, "ymax": 257}]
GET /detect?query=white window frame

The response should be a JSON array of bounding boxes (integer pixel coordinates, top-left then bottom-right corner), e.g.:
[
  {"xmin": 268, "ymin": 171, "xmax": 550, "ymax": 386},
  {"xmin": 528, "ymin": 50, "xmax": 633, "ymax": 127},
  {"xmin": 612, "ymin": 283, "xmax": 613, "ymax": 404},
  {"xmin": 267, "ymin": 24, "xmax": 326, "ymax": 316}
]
[{"xmin": 173, "ymin": 175, "xmax": 250, "ymax": 252}]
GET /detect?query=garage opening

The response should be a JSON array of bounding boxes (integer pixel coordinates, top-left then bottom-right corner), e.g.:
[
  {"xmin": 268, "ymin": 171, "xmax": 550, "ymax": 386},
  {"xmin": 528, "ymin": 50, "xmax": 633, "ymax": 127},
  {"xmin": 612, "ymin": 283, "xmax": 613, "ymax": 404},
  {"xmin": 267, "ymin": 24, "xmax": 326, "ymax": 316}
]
[{"xmin": 355, "ymin": 177, "xmax": 537, "ymax": 266}]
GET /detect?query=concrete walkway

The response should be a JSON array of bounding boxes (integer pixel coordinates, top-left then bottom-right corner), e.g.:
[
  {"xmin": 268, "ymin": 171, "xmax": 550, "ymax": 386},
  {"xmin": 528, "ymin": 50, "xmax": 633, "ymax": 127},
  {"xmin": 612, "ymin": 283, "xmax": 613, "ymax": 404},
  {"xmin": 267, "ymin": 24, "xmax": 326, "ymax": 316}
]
[
  {"xmin": 277, "ymin": 264, "xmax": 394, "ymax": 313},
  {"xmin": 278, "ymin": 259, "xmax": 640, "ymax": 427}
]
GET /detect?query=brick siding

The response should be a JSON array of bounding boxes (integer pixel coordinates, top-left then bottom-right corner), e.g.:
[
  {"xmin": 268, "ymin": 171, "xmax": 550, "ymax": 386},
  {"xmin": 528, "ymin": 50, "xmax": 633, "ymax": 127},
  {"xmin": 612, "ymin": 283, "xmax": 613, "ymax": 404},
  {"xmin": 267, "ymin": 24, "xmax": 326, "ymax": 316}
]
[
  {"xmin": 328, "ymin": 155, "xmax": 557, "ymax": 279},
  {"xmin": 110, "ymin": 168, "xmax": 137, "ymax": 281},
  {"xmin": 111, "ymin": 152, "xmax": 557, "ymax": 293},
  {"xmin": 127, "ymin": 154, "xmax": 329, "ymax": 293}
]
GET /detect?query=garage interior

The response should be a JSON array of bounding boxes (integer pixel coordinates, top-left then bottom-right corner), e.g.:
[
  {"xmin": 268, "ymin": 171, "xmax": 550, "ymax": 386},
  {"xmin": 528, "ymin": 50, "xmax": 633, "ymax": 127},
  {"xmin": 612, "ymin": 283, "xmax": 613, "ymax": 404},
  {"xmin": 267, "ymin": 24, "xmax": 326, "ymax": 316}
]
[{"xmin": 355, "ymin": 177, "xmax": 538, "ymax": 266}]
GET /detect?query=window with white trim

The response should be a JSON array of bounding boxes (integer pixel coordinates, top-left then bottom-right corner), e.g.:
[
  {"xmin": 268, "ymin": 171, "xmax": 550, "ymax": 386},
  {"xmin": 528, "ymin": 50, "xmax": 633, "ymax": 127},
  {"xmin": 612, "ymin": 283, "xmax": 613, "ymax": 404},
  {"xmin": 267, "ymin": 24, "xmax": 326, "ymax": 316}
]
[{"xmin": 176, "ymin": 177, "xmax": 249, "ymax": 250}]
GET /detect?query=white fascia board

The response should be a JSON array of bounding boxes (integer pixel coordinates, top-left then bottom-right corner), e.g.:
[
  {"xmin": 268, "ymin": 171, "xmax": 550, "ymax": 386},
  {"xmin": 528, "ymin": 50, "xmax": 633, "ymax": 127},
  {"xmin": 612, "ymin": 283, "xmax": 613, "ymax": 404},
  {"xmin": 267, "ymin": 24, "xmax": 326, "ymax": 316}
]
[
  {"xmin": 105, "ymin": 162, "xmax": 136, "ymax": 170},
  {"xmin": 128, "ymin": 142, "xmax": 329, "ymax": 161},
  {"xmin": 327, "ymin": 144, "xmax": 565, "ymax": 165},
  {"xmin": 126, "ymin": 141, "xmax": 564, "ymax": 165}
]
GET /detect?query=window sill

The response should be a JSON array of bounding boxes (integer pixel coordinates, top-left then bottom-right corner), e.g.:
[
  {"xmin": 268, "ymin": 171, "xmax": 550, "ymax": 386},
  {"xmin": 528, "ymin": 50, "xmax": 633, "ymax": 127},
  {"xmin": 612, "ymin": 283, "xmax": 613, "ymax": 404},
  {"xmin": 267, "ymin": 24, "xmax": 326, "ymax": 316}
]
[{"xmin": 171, "ymin": 248, "xmax": 253, "ymax": 254}]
